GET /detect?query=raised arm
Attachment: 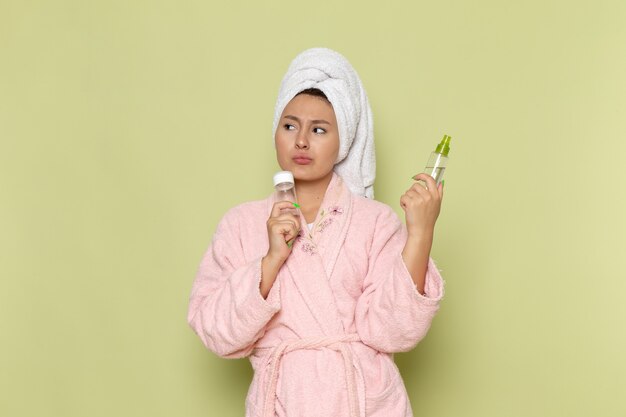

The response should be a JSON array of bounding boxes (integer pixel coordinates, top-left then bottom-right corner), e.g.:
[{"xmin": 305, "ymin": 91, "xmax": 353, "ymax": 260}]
[{"xmin": 354, "ymin": 205, "xmax": 444, "ymax": 353}]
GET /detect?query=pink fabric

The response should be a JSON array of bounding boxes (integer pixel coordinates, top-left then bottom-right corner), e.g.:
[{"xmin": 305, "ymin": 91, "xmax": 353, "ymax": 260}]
[
  {"xmin": 187, "ymin": 172, "xmax": 445, "ymax": 417},
  {"xmin": 262, "ymin": 333, "xmax": 361, "ymax": 417}
]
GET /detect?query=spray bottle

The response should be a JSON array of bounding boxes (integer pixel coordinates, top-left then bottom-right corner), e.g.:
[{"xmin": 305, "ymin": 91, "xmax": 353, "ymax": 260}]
[{"xmin": 423, "ymin": 134, "xmax": 452, "ymax": 185}]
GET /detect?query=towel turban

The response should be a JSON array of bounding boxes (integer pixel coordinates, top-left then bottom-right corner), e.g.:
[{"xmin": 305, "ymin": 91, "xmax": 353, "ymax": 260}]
[{"xmin": 272, "ymin": 47, "xmax": 376, "ymax": 198}]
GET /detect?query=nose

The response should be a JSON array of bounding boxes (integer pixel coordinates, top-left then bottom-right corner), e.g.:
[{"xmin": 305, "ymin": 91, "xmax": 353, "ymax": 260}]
[{"xmin": 295, "ymin": 130, "xmax": 309, "ymax": 150}]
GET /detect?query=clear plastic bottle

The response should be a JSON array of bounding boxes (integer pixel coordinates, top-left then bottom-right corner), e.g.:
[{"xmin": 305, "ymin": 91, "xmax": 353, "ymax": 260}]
[
  {"xmin": 273, "ymin": 171, "xmax": 299, "ymax": 216},
  {"xmin": 423, "ymin": 134, "xmax": 452, "ymax": 185}
]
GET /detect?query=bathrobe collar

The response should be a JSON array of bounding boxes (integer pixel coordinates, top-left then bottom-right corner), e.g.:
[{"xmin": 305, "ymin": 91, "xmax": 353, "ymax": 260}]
[{"xmin": 267, "ymin": 171, "xmax": 353, "ymax": 336}]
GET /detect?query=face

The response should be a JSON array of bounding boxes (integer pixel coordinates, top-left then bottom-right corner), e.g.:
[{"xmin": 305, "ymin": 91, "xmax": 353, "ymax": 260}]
[{"xmin": 274, "ymin": 94, "xmax": 340, "ymax": 183}]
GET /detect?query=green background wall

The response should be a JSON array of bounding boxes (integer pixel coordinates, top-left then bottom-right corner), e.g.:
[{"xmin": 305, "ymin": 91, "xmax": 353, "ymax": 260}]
[{"xmin": 1, "ymin": 0, "xmax": 625, "ymax": 416}]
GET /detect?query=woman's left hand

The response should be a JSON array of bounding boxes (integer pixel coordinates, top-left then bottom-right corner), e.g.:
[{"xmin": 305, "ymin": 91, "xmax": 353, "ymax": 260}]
[{"xmin": 400, "ymin": 173, "xmax": 444, "ymax": 238}]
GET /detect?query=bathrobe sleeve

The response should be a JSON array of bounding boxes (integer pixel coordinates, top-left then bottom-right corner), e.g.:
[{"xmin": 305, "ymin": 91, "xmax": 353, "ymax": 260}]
[
  {"xmin": 187, "ymin": 205, "xmax": 281, "ymax": 358},
  {"xmin": 354, "ymin": 205, "xmax": 444, "ymax": 353}
]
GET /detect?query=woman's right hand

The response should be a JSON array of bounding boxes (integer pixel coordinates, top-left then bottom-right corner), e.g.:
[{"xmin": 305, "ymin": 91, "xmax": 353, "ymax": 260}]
[
  {"xmin": 265, "ymin": 201, "xmax": 301, "ymax": 264},
  {"xmin": 260, "ymin": 201, "xmax": 300, "ymax": 299}
]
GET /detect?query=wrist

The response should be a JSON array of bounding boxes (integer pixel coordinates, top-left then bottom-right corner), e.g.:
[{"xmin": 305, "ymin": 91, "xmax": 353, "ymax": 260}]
[
  {"xmin": 406, "ymin": 228, "xmax": 434, "ymax": 242},
  {"xmin": 263, "ymin": 253, "xmax": 286, "ymax": 268}
]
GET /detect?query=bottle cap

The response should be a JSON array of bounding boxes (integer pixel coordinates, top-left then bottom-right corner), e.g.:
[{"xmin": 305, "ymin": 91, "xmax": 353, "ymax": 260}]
[
  {"xmin": 273, "ymin": 171, "xmax": 295, "ymax": 187},
  {"xmin": 435, "ymin": 134, "xmax": 452, "ymax": 156}
]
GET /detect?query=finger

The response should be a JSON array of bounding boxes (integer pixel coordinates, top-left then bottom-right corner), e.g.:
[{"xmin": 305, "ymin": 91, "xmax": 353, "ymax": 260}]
[
  {"xmin": 400, "ymin": 194, "xmax": 409, "ymax": 210},
  {"xmin": 271, "ymin": 200, "xmax": 300, "ymax": 217},
  {"xmin": 412, "ymin": 172, "xmax": 435, "ymax": 181},
  {"xmin": 276, "ymin": 212, "xmax": 301, "ymax": 230},
  {"xmin": 407, "ymin": 183, "xmax": 431, "ymax": 200},
  {"xmin": 282, "ymin": 223, "xmax": 300, "ymax": 245},
  {"xmin": 412, "ymin": 173, "xmax": 435, "ymax": 185},
  {"xmin": 270, "ymin": 226, "xmax": 297, "ymax": 251},
  {"xmin": 272, "ymin": 218, "xmax": 300, "ymax": 234},
  {"xmin": 413, "ymin": 173, "xmax": 438, "ymax": 196},
  {"xmin": 400, "ymin": 193, "xmax": 422, "ymax": 210}
]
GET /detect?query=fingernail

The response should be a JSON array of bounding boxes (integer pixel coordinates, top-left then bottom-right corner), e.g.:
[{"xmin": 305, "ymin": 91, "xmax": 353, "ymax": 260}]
[{"xmin": 293, "ymin": 202, "xmax": 300, "ymax": 208}]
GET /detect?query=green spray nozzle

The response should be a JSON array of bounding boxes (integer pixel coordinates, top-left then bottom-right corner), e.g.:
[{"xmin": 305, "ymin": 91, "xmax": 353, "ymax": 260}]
[{"xmin": 435, "ymin": 134, "xmax": 452, "ymax": 156}]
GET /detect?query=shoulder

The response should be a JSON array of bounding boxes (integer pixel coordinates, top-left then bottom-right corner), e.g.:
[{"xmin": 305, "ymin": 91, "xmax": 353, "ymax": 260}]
[
  {"xmin": 217, "ymin": 198, "xmax": 270, "ymax": 232},
  {"xmin": 351, "ymin": 194, "xmax": 400, "ymax": 223},
  {"xmin": 226, "ymin": 199, "xmax": 268, "ymax": 217},
  {"xmin": 347, "ymin": 195, "xmax": 405, "ymax": 254},
  {"xmin": 349, "ymin": 194, "xmax": 404, "ymax": 244}
]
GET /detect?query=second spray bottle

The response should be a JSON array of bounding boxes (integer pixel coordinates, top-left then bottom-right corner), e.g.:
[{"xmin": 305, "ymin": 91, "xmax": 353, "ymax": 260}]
[{"xmin": 416, "ymin": 134, "xmax": 452, "ymax": 186}]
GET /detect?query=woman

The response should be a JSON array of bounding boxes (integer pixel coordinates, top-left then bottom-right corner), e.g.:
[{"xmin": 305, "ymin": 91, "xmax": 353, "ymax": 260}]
[{"xmin": 187, "ymin": 48, "xmax": 445, "ymax": 417}]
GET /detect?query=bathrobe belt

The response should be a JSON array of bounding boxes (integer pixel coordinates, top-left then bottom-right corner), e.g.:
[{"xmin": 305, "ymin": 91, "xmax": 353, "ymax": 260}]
[{"xmin": 258, "ymin": 333, "xmax": 364, "ymax": 417}]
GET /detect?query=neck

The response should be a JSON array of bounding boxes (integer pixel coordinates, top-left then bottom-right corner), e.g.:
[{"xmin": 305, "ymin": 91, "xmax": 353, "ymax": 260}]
[{"xmin": 295, "ymin": 171, "xmax": 334, "ymax": 223}]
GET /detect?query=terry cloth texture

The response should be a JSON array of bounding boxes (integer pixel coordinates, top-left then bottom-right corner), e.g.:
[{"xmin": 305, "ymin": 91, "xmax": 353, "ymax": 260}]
[{"xmin": 187, "ymin": 172, "xmax": 445, "ymax": 417}]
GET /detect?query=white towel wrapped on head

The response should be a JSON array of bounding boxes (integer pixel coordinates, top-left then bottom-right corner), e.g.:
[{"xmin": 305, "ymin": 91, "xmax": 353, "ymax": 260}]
[{"xmin": 272, "ymin": 47, "xmax": 376, "ymax": 198}]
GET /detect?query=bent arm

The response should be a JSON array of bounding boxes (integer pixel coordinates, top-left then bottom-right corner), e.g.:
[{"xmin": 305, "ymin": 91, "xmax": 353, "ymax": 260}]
[
  {"xmin": 187, "ymin": 208, "xmax": 281, "ymax": 358},
  {"xmin": 355, "ymin": 207, "xmax": 444, "ymax": 353}
]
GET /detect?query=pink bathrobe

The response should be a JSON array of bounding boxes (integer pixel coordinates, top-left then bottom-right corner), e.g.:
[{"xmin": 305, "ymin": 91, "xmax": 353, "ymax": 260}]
[{"xmin": 187, "ymin": 172, "xmax": 444, "ymax": 417}]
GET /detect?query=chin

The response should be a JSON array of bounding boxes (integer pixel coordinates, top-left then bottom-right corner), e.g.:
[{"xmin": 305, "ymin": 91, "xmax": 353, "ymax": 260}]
[{"xmin": 294, "ymin": 169, "xmax": 334, "ymax": 183}]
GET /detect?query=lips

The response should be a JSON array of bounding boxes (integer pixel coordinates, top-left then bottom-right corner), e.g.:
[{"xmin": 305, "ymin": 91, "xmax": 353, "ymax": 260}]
[{"xmin": 292, "ymin": 155, "xmax": 312, "ymax": 165}]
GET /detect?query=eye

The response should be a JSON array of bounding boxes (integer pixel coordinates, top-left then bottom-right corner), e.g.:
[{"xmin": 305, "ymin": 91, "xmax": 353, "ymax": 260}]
[
  {"xmin": 283, "ymin": 123, "xmax": 296, "ymax": 131},
  {"xmin": 313, "ymin": 127, "xmax": 326, "ymax": 134}
]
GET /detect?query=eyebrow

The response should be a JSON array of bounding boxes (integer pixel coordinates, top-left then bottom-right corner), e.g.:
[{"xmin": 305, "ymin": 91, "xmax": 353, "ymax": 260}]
[{"xmin": 284, "ymin": 115, "xmax": 330, "ymax": 125}]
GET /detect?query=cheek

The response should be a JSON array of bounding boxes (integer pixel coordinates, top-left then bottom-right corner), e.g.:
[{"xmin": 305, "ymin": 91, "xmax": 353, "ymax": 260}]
[
  {"xmin": 328, "ymin": 137, "xmax": 340, "ymax": 161},
  {"xmin": 274, "ymin": 136, "xmax": 288, "ymax": 157}
]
